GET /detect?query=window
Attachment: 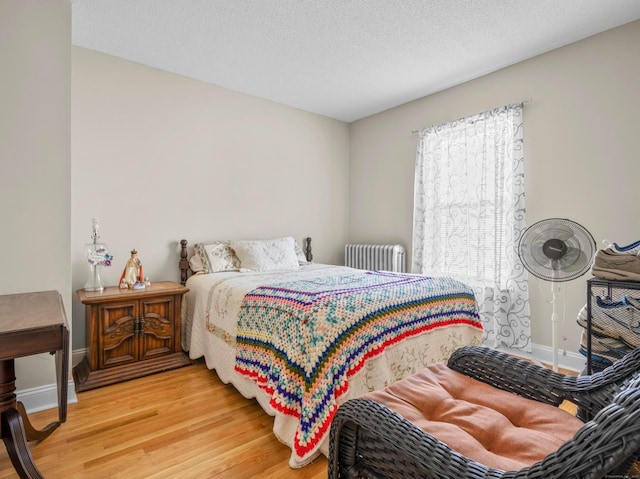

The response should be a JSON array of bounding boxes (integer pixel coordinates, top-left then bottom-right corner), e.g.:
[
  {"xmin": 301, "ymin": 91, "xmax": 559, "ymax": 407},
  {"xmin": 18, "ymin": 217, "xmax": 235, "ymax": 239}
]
[{"xmin": 412, "ymin": 103, "xmax": 530, "ymax": 351}]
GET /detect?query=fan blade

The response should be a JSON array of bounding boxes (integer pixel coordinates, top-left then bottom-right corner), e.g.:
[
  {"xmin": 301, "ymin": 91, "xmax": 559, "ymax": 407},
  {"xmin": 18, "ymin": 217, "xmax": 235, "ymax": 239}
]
[
  {"xmin": 546, "ymin": 224, "xmax": 575, "ymax": 241},
  {"xmin": 557, "ymin": 248, "xmax": 587, "ymax": 273},
  {"xmin": 528, "ymin": 242, "xmax": 555, "ymax": 269}
]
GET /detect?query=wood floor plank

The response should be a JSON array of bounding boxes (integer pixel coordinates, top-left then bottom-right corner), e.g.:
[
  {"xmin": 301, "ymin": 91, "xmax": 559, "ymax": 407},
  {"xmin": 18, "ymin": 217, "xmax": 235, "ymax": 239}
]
[{"xmin": 0, "ymin": 359, "xmax": 327, "ymax": 479}]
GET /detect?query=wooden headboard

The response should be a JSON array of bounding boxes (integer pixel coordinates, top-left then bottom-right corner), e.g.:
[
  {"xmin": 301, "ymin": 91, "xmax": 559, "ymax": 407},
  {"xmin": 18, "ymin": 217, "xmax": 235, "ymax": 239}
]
[
  {"xmin": 178, "ymin": 239, "xmax": 190, "ymax": 286},
  {"xmin": 179, "ymin": 237, "xmax": 313, "ymax": 286}
]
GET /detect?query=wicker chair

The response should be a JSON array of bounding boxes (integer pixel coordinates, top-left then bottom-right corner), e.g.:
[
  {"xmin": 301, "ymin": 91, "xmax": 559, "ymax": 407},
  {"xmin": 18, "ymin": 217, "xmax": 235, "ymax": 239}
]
[{"xmin": 329, "ymin": 345, "xmax": 640, "ymax": 479}]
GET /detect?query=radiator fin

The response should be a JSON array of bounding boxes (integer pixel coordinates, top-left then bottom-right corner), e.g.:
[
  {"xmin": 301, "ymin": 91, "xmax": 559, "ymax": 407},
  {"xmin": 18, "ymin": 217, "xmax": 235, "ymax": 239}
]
[{"xmin": 345, "ymin": 244, "xmax": 406, "ymax": 273}]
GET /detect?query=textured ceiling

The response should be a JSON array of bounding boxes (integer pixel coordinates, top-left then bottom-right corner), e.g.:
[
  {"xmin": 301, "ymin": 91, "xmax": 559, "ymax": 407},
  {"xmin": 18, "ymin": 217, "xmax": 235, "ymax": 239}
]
[{"xmin": 72, "ymin": 0, "xmax": 640, "ymax": 122}]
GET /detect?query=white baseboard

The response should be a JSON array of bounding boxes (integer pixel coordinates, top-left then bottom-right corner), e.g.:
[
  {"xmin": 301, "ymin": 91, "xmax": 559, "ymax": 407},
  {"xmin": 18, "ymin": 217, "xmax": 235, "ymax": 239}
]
[
  {"xmin": 15, "ymin": 348, "xmax": 86, "ymax": 414},
  {"xmin": 17, "ymin": 380, "xmax": 78, "ymax": 414}
]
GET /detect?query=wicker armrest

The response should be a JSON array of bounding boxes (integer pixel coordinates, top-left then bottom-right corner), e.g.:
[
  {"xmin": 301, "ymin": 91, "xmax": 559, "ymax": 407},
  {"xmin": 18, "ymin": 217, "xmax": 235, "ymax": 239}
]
[
  {"xmin": 514, "ymin": 380, "xmax": 640, "ymax": 479},
  {"xmin": 447, "ymin": 345, "xmax": 575, "ymax": 406},
  {"xmin": 448, "ymin": 345, "xmax": 640, "ymax": 419}
]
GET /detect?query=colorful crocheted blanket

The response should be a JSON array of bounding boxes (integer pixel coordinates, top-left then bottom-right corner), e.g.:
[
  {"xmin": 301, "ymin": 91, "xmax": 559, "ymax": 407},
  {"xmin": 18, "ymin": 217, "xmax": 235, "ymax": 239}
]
[{"xmin": 234, "ymin": 271, "xmax": 481, "ymax": 462}]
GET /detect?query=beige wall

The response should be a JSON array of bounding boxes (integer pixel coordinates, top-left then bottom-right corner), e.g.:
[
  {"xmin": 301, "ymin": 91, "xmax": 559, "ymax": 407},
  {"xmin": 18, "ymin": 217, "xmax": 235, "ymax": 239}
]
[
  {"xmin": 71, "ymin": 47, "xmax": 350, "ymax": 349},
  {"xmin": 0, "ymin": 0, "xmax": 71, "ymax": 389},
  {"xmin": 349, "ymin": 20, "xmax": 640, "ymax": 364}
]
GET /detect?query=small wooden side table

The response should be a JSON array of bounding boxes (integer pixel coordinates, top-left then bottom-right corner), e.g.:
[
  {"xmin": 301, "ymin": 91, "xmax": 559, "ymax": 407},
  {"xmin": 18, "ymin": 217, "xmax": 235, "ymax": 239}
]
[
  {"xmin": 0, "ymin": 290, "xmax": 69, "ymax": 479},
  {"xmin": 73, "ymin": 281, "xmax": 191, "ymax": 392}
]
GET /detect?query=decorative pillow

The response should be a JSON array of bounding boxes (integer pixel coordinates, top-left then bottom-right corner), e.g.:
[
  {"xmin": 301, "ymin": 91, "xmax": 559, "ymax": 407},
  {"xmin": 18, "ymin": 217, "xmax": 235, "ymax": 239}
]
[
  {"xmin": 230, "ymin": 237, "xmax": 300, "ymax": 272},
  {"xmin": 194, "ymin": 241, "xmax": 240, "ymax": 273},
  {"xmin": 189, "ymin": 253, "xmax": 204, "ymax": 273}
]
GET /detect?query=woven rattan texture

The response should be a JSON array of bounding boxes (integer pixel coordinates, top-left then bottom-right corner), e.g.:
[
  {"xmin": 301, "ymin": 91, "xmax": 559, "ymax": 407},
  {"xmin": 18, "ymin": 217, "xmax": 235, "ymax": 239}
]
[{"xmin": 329, "ymin": 345, "xmax": 640, "ymax": 479}]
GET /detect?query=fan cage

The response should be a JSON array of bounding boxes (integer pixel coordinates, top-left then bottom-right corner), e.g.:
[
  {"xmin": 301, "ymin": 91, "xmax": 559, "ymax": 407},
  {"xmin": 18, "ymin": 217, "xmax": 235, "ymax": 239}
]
[{"xmin": 518, "ymin": 218, "xmax": 596, "ymax": 282}]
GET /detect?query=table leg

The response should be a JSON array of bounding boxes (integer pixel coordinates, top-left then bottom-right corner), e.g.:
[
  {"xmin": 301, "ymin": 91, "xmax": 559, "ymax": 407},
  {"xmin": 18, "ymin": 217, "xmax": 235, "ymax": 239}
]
[
  {"xmin": 1, "ymin": 359, "xmax": 47, "ymax": 479},
  {"xmin": 55, "ymin": 326, "xmax": 69, "ymax": 423},
  {"xmin": 16, "ymin": 402, "xmax": 60, "ymax": 442},
  {"xmin": 1, "ymin": 408, "xmax": 45, "ymax": 479}
]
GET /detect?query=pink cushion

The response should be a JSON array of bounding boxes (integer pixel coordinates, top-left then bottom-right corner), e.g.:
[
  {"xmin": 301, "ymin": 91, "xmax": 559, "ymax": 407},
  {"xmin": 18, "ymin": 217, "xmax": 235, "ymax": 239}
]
[{"xmin": 363, "ymin": 363, "xmax": 584, "ymax": 471}]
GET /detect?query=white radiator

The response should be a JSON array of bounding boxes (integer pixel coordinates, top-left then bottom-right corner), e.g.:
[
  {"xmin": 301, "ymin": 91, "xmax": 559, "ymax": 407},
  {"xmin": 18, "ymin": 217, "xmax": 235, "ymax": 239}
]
[{"xmin": 345, "ymin": 244, "xmax": 406, "ymax": 273}]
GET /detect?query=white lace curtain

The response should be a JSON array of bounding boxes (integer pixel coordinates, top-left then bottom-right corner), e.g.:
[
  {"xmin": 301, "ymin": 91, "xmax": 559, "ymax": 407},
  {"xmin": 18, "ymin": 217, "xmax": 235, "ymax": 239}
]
[{"xmin": 412, "ymin": 103, "xmax": 530, "ymax": 351}]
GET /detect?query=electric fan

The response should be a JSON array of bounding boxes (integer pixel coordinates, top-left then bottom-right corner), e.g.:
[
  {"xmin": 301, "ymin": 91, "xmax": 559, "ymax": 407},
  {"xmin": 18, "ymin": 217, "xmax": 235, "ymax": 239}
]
[{"xmin": 518, "ymin": 218, "xmax": 596, "ymax": 371}]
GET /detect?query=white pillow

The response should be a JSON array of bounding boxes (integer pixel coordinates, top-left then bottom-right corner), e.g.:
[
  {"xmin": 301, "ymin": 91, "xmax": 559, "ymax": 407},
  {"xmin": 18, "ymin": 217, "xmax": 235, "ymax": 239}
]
[
  {"xmin": 194, "ymin": 241, "xmax": 240, "ymax": 273},
  {"xmin": 189, "ymin": 253, "xmax": 204, "ymax": 273},
  {"xmin": 230, "ymin": 237, "xmax": 300, "ymax": 272},
  {"xmin": 294, "ymin": 240, "xmax": 308, "ymax": 263}
]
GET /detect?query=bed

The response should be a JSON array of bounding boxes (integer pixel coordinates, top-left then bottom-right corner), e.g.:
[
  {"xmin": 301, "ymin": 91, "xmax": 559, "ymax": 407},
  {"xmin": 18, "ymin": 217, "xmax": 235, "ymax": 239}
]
[{"xmin": 178, "ymin": 236, "xmax": 483, "ymax": 468}]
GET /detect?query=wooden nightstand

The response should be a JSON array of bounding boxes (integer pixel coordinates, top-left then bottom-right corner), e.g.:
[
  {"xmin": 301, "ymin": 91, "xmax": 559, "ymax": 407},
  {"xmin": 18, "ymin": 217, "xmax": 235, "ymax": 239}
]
[{"xmin": 73, "ymin": 281, "xmax": 191, "ymax": 392}]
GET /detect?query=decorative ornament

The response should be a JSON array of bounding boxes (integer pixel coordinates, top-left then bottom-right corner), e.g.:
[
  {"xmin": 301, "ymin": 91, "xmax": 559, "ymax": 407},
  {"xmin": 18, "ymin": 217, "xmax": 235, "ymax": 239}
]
[
  {"xmin": 84, "ymin": 218, "xmax": 112, "ymax": 292},
  {"xmin": 120, "ymin": 249, "xmax": 145, "ymax": 289}
]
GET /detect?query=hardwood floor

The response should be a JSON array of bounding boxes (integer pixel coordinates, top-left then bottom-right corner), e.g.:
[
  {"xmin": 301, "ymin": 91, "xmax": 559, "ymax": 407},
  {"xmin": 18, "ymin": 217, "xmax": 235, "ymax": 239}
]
[{"xmin": 0, "ymin": 359, "xmax": 327, "ymax": 479}]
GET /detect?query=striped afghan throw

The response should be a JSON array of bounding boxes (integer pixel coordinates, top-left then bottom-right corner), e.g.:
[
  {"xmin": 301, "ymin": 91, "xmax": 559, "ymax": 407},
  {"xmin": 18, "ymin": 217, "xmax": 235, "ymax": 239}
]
[{"xmin": 234, "ymin": 271, "xmax": 481, "ymax": 463}]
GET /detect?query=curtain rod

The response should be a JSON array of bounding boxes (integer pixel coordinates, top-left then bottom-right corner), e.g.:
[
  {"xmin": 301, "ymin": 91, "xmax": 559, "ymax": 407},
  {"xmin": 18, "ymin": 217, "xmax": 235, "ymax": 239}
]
[{"xmin": 410, "ymin": 98, "xmax": 532, "ymax": 135}]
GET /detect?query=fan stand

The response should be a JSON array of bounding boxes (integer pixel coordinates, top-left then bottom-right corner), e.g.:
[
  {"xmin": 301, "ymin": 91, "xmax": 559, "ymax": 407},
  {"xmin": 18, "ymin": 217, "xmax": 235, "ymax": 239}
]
[
  {"xmin": 550, "ymin": 280, "xmax": 560, "ymax": 372},
  {"xmin": 549, "ymin": 261, "xmax": 563, "ymax": 372}
]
